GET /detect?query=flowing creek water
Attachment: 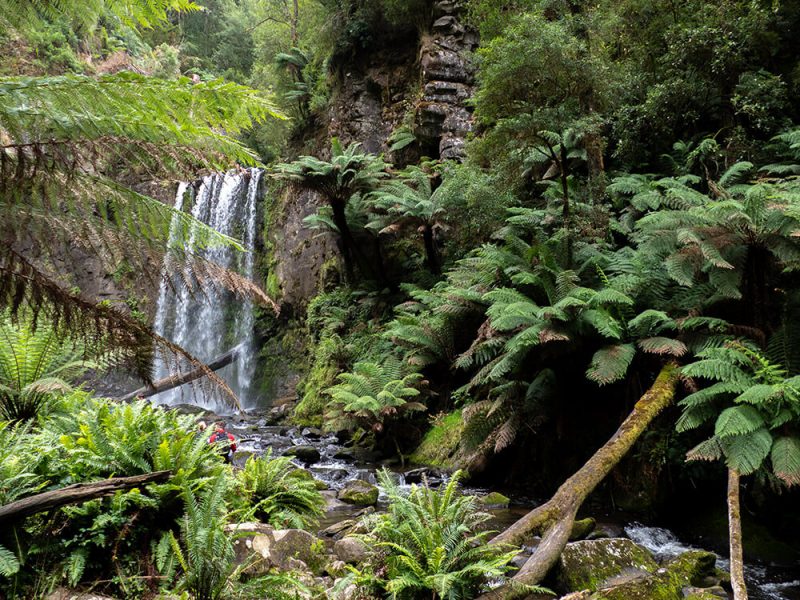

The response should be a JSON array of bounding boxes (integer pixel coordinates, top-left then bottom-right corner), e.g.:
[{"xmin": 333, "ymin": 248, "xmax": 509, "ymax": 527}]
[{"xmin": 218, "ymin": 411, "xmax": 800, "ymax": 600}]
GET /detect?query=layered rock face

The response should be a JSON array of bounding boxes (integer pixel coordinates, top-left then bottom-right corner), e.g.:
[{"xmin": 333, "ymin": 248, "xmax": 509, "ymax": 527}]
[
  {"xmin": 270, "ymin": 1, "xmax": 479, "ymax": 313},
  {"xmin": 415, "ymin": 0, "xmax": 478, "ymax": 160}
]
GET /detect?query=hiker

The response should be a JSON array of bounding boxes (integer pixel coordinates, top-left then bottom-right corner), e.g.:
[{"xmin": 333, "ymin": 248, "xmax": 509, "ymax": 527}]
[{"xmin": 208, "ymin": 422, "xmax": 236, "ymax": 463}]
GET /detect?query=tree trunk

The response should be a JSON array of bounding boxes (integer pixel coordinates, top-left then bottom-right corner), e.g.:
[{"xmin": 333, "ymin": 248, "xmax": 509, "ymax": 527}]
[
  {"xmin": 559, "ymin": 145, "xmax": 573, "ymax": 268},
  {"xmin": 584, "ymin": 130, "xmax": 606, "ymax": 202},
  {"xmin": 728, "ymin": 468, "xmax": 749, "ymax": 600},
  {"xmin": 422, "ymin": 223, "xmax": 440, "ymax": 274},
  {"xmin": 0, "ymin": 471, "xmax": 171, "ymax": 525},
  {"xmin": 291, "ymin": 0, "xmax": 299, "ymax": 46},
  {"xmin": 116, "ymin": 345, "xmax": 241, "ymax": 403},
  {"xmin": 477, "ymin": 363, "xmax": 680, "ymax": 599},
  {"xmin": 330, "ymin": 199, "xmax": 356, "ymax": 283}
]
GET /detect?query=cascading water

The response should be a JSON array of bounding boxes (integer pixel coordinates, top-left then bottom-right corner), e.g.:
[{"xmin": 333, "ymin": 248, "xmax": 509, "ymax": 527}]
[{"xmin": 152, "ymin": 169, "xmax": 262, "ymax": 414}]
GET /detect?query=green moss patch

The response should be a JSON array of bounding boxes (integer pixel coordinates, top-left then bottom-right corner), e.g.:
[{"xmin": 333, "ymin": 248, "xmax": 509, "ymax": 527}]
[{"xmin": 409, "ymin": 410, "xmax": 464, "ymax": 469}]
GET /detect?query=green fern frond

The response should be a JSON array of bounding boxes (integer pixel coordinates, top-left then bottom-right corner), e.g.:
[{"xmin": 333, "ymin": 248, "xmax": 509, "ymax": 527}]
[
  {"xmin": 771, "ymin": 436, "xmax": 800, "ymax": 486},
  {"xmin": 586, "ymin": 343, "xmax": 636, "ymax": 386}
]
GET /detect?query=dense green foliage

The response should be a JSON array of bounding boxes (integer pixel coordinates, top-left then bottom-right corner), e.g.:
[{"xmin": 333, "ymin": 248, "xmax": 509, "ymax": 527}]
[
  {"xmin": 339, "ymin": 470, "xmax": 528, "ymax": 599},
  {"xmin": 5, "ymin": 0, "xmax": 800, "ymax": 596},
  {"xmin": 239, "ymin": 450, "xmax": 325, "ymax": 528},
  {"xmin": 0, "ymin": 393, "xmax": 320, "ymax": 597},
  {"xmin": 679, "ymin": 342, "xmax": 800, "ymax": 483},
  {"xmin": 0, "ymin": 311, "xmax": 119, "ymax": 421}
]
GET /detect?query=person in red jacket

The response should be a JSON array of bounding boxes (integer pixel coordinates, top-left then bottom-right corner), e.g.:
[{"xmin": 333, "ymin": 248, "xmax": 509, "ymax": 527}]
[{"xmin": 208, "ymin": 422, "xmax": 237, "ymax": 463}]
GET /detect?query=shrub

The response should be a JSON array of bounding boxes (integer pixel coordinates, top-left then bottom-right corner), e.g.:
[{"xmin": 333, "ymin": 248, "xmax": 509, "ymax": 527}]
[
  {"xmin": 156, "ymin": 474, "xmax": 239, "ymax": 600},
  {"xmin": 342, "ymin": 470, "xmax": 524, "ymax": 599},
  {"xmin": 39, "ymin": 394, "xmax": 222, "ymax": 492},
  {"xmin": 238, "ymin": 451, "xmax": 325, "ymax": 529},
  {"xmin": 324, "ymin": 359, "xmax": 426, "ymax": 434}
]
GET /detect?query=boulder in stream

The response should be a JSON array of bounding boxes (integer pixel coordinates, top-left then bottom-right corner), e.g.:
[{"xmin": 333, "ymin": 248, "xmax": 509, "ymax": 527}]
[
  {"xmin": 556, "ymin": 540, "xmax": 721, "ymax": 600},
  {"xmin": 557, "ymin": 538, "xmax": 658, "ymax": 592},
  {"xmin": 334, "ymin": 537, "xmax": 369, "ymax": 564},
  {"xmin": 283, "ymin": 445, "xmax": 321, "ymax": 464},
  {"xmin": 227, "ymin": 523, "xmax": 330, "ymax": 576},
  {"xmin": 337, "ymin": 480, "xmax": 379, "ymax": 506},
  {"xmin": 478, "ymin": 491, "xmax": 510, "ymax": 506}
]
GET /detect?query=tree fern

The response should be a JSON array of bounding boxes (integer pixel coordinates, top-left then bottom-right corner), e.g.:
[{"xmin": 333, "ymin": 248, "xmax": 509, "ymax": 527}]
[
  {"xmin": 586, "ymin": 343, "xmax": 636, "ymax": 385},
  {"xmin": 0, "ymin": 310, "xmax": 121, "ymax": 421},
  {"xmin": 770, "ymin": 437, "xmax": 800, "ymax": 486},
  {"xmin": 324, "ymin": 358, "xmax": 426, "ymax": 433},
  {"xmin": 274, "ymin": 139, "xmax": 388, "ymax": 281},
  {"xmin": 679, "ymin": 343, "xmax": 800, "ymax": 483}
]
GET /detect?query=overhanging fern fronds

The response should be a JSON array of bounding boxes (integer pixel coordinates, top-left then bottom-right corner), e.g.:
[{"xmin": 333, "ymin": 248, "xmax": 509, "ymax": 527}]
[
  {"xmin": 0, "ymin": 0, "xmax": 201, "ymax": 29},
  {"xmin": 0, "ymin": 68, "xmax": 283, "ymax": 400}
]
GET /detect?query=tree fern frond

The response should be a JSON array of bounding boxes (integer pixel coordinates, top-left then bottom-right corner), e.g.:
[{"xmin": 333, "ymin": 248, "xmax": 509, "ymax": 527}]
[
  {"xmin": 771, "ymin": 436, "xmax": 800, "ymax": 486},
  {"xmin": 586, "ymin": 343, "xmax": 636, "ymax": 386},
  {"xmin": 721, "ymin": 428, "xmax": 773, "ymax": 475}
]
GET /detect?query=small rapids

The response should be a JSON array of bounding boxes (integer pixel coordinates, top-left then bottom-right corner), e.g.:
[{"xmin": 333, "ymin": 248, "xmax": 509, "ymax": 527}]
[{"xmin": 625, "ymin": 524, "xmax": 800, "ymax": 600}]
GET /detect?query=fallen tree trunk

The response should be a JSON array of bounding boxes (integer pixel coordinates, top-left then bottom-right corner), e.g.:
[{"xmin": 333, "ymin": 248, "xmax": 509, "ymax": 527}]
[
  {"xmin": 478, "ymin": 363, "xmax": 680, "ymax": 599},
  {"xmin": 117, "ymin": 345, "xmax": 240, "ymax": 403},
  {"xmin": 0, "ymin": 471, "xmax": 171, "ymax": 525}
]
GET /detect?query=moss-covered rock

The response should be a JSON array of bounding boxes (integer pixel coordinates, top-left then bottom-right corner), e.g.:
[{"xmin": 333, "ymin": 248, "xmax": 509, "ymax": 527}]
[
  {"xmin": 557, "ymin": 538, "xmax": 658, "ymax": 592},
  {"xmin": 682, "ymin": 586, "xmax": 728, "ymax": 599},
  {"xmin": 337, "ymin": 479, "xmax": 379, "ymax": 506},
  {"xmin": 590, "ymin": 549, "xmax": 719, "ymax": 600},
  {"xmin": 288, "ymin": 467, "xmax": 328, "ymax": 490},
  {"xmin": 409, "ymin": 410, "xmax": 464, "ymax": 469},
  {"xmin": 479, "ymin": 491, "xmax": 510, "ymax": 506}
]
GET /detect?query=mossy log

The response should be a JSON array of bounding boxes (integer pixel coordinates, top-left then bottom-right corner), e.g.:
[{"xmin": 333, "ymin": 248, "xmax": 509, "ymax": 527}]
[
  {"xmin": 0, "ymin": 471, "xmax": 171, "ymax": 524},
  {"xmin": 478, "ymin": 363, "xmax": 680, "ymax": 599}
]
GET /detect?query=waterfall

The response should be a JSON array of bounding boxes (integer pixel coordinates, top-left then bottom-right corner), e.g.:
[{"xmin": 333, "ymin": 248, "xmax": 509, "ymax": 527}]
[{"xmin": 152, "ymin": 169, "xmax": 262, "ymax": 414}]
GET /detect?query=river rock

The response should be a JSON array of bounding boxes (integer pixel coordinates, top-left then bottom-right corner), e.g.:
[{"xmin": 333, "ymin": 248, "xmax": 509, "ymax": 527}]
[
  {"xmin": 591, "ymin": 549, "xmax": 719, "ymax": 600},
  {"xmin": 682, "ymin": 586, "xmax": 728, "ymax": 599},
  {"xmin": 330, "ymin": 581, "xmax": 360, "ymax": 600},
  {"xmin": 403, "ymin": 466, "xmax": 438, "ymax": 484},
  {"xmin": 570, "ymin": 517, "xmax": 597, "ymax": 541},
  {"xmin": 321, "ymin": 519, "xmax": 356, "ymax": 538},
  {"xmin": 302, "ymin": 427, "xmax": 323, "ymax": 439},
  {"xmin": 228, "ymin": 523, "xmax": 327, "ymax": 575},
  {"xmin": 231, "ymin": 450, "xmax": 255, "ymax": 468},
  {"xmin": 333, "ymin": 448, "xmax": 355, "ymax": 460},
  {"xmin": 284, "ymin": 445, "xmax": 321, "ymax": 464},
  {"xmin": 334, "ymin": 537, "xmax": 369, "ymax": 564},
  {"xmin": 557, "ymin": 538, "xmax": 658, "ymax": 592},
  {"xmin": 337, "ymin": 480, "xmax": 379, "ymax": 506},
  {"xmin": 478, "ymin": 491, "xmax": 510, "ymax": 506}
]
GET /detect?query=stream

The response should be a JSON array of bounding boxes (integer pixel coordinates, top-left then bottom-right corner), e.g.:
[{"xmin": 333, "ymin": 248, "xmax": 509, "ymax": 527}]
[{"xmin": 219, "ymin": 410, "xmax": 800, "ymax": 600}]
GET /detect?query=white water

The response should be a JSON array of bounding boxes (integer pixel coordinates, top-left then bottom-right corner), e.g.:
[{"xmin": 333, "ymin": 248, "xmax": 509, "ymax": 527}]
[
  {"xmin": 625, "ymin": 523, "xmax": 800, "ymax": 600},
  {"xmin": 152, "ymin": 170, "xmax": 262, "ymax": 413}
]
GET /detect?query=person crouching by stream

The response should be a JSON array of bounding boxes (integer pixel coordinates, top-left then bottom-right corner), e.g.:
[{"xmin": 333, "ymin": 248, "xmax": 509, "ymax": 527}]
[{"xmin": 208, "ymin": 421, "xmax": 237, "ymax": 464}]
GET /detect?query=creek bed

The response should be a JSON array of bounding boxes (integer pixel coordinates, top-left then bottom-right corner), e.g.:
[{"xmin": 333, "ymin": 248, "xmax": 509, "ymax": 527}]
[{"xmin": 220, "ymin": 411, "xmax": 800, "ymax": 599}]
